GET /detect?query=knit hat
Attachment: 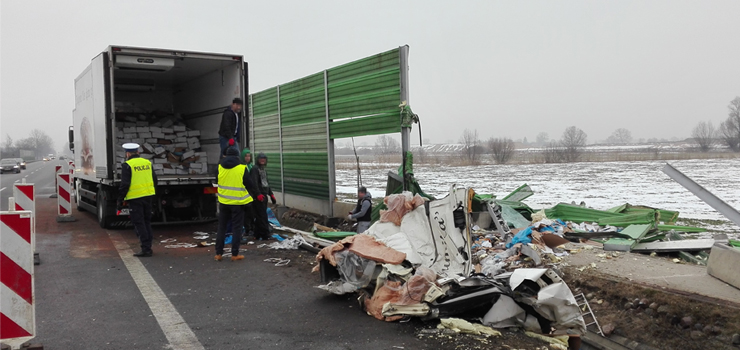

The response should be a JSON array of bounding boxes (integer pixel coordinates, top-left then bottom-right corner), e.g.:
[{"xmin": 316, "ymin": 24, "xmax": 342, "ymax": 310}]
[{"xmin": 224, "ymin": 146, "xmax": 239, "ymax": 157}]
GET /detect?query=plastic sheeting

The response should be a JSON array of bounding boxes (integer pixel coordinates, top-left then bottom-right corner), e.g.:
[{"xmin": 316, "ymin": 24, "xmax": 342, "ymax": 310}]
[
  {"xmin": 334, "ymin": 250, "xmax": 376, "ymax": 289},
  {"xmin": 380, "ymin": 192, "xmax": 426, "ymax": 226}
]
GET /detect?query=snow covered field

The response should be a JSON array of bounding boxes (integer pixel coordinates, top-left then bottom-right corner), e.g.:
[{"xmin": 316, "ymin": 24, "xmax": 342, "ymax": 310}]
[{"xmin": 336, "ymin": 158, "xmax": 740, "ymax": 238}]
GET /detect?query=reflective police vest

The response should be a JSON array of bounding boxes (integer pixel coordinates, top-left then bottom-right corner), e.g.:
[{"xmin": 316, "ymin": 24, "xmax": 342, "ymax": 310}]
[
  {"xmin": 217, "ymin": 164, "xmax": 253, "ymax": 205},
  {"xmin": 124, "ymin": 157, "xmax": 156, "ymax": 200}
]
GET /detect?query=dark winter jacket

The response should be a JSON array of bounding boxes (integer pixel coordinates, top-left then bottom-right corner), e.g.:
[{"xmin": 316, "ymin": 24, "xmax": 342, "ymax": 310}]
[
  {"xmin": 117, "ymin": 154, "xmax": 158, "ymax": 205},
  {"xmin": 249, "ymin": 152, "xmax": 273, "ymax": 197},
  {"xmin": 218, "ymin": 107, "xmax": 240, "ymax": 139},
  {"xmin": 350, "ymin": 192, "xmax": 373, "ymax": 222},
  {"xmin": 216, "ymin": 154, "xmax": 260, "ymax": 201}
]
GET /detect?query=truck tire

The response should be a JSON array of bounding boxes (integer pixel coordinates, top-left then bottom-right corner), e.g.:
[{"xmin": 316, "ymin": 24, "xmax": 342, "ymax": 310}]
[{"xmin": 97, "ymin": 188, "xmax": 111, "ymax": 228}]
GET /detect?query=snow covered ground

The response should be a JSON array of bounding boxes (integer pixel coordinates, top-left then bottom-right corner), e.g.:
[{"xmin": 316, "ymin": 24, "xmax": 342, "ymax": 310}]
[{"xmin": 336, "ymin": 158, "xmax": 740, "ymax": 238}]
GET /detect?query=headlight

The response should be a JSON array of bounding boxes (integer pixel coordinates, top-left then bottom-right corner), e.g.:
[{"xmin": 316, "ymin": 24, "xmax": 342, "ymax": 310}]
[{"xmin": 14, "ymin": 165, "xmax": 19, "ymax": 168}]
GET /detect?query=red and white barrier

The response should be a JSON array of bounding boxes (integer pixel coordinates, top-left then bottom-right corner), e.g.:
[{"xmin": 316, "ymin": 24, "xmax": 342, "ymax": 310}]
[
  {"xmin": 56, "ymin": 173, "xmax": 74, "ymax": 222},
  {"xmin": 0, "ymin": 204, "xmax": 35, "ymax": 346},
  {"xmin": 13, "ymin": 182, "xmax": 35, "ymax": 251},
  {"xmin": 55, "ymin": 165, "xmax": 63, "ymax": 189}
]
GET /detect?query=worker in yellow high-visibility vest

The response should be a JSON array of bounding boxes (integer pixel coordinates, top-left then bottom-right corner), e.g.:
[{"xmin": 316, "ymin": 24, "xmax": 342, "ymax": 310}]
[
  {"xmin": 117, "ymin": 143, "xmax": 158, "ymax": 257},
  {"xmin": 215, "ymin": 145, "xmax": 260, "ymax": 261}
]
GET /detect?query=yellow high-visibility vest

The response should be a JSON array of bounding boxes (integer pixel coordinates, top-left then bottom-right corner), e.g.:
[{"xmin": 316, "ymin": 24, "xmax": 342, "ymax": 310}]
[
  {"xmin": 124, "ymin": 157, "xmax": 156, "ymax": 200},
  {"xmin": 217, "ymin": 164, "xmax": 253, "ymax": 205}
]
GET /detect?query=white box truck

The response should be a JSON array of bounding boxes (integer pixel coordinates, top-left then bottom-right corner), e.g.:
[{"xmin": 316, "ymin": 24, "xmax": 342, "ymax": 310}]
[{"xmin": 69, "ymin": 46, "xmax": 248, "ymax": 228}]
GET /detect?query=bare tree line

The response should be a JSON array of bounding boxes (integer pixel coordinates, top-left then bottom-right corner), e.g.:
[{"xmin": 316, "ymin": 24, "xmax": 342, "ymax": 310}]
[
  {"xmin": 691, "ymin": 96, "xmax": 740, "ymax": 152},
  {"xmin": 1, "ymin": 129, "xmax": 56, "ymax": 158}
]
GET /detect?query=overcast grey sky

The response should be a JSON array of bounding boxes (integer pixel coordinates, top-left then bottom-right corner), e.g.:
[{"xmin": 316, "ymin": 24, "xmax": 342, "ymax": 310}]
[{"xmin": 2, "ymin": 0, "xmax": 740, "ymax": 149}]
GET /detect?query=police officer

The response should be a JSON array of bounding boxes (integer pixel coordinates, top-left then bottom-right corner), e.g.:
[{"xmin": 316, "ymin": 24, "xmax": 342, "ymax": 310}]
[
  {"xmin": 118, "ymin": 143, "xmax": 158, "ymax": 257},
  {"xmin": 215, "ymin": 146, "xmax": 259, "ymax": 261}
]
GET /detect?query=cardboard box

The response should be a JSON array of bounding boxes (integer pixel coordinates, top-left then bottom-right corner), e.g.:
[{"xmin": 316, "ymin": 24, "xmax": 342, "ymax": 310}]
[
  {"xmin": 124, "ymin": 133, "xmax": 137, "ymax": 139},
  {"xmin": 135, "ymin": 121, "xmax": 148, "ymax": 127},
  {"xmin": 152, "ymin": 132, "xmax": 165, "ymax": 139},
  {"xmin": 176, "ymin": 131, "xmax": 188, "ymax": 137},
  {"xmin": 153, "ymin": 158, "xmax": 167, "ymax": 164},
  {"xmin": 123, "ymin": 127, "xmax": 137, "ymax": 133},
  {"xmin": 163, "ymin": 168, "xmax": 177, "ymax": 175},
  {"xmin": 164, "ymin": 134, "xmax": 177, "ymax": 140},
  {"xmin": 142, "ymin": 143, "xmax": 155, "ymax": 153},
  {"xmin": 167, "ymin": 153, "xmax": 181, "ymax": 163},
  {"xmin": 162, "ymin": 128, "xmax": 174, "ymax": 133},
  {"xmin": 153, "ymin": 164, "xmax": 164, "ymax": 170},
  {"xmin": 136, "ymin": 127, "xmax": 149, "ymax": 133},
  {"xmin": 187, "ymin": 130, "xmax": 201, "ymax": 137},
  {"xmin": 174, "ymin": 142, "xmax": 188, "ymax": 148},
  {"xmin": 175, "ymin": 137, "xmax": 187, "ymax": 142},
  {"xmin": 149, "ymin": 126, "xmax": 162, "ymax": 133},
  {"xmin": 139, "ymin": 132, "xmax": 152, "ymax": 138},
  {"xmin": 173, "ymin": 125, "xmax": 186, "ymax": 132}
]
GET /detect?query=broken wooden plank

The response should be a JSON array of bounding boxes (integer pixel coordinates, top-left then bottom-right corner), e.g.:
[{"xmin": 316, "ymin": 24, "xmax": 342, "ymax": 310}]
[{"xmin": 632, "ymin": 239, "xmax": 716, "ymax": 252}]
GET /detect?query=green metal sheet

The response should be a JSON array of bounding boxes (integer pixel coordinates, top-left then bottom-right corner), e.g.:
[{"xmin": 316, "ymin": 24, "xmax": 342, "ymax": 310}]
[{"xmin": 249, "ymin": 46, "xmax": 409, "ymax": 207}]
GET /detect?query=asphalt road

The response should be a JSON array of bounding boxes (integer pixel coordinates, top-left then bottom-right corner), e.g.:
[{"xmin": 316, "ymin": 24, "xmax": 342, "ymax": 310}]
[
  {"xmin": 0, "ymin": 159, "xmax": 64, "ymax": 211},
  {"xmin": 22, "ymin": 189, "xmax": 450, "ymax": 349}
]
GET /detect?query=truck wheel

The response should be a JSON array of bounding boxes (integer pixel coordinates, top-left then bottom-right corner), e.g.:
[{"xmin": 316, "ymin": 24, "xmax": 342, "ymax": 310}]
[{"xmin": 97, "ymin": 189, "xmax": 111, "ymax": 228}]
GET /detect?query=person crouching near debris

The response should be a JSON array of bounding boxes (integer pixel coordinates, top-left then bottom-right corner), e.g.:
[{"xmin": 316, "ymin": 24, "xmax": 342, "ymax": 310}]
[
  {"xmin": 118, "ymin": 143, "xmax": 158, "ymax": 257},
  {"xmin": 215, "ymin": 146, "xmax": 259, "ymax": 261},
  {"xmin": 250, "ymin": 152, "xmax": 277, "ymax": 240},
  {"xmin": 348, "ymin": 186, "xmax": 372, "ymax": 233}
]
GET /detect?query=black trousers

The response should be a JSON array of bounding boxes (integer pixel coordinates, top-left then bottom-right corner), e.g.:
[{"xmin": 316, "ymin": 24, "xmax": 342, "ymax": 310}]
[
  {"xmin": 128, "ymin": 197, "xmax": 154, "ymax": 253},
  {"xmin": 252, "ymin": 197, "xmax": 270, "ymax": 239},
  {"xmin": 216, "ymin": 203, "xmax": 252, "ymax": 255},
  {"xmin": 243, "ymin": 204, "xmax": 254, "ymax": 234}
]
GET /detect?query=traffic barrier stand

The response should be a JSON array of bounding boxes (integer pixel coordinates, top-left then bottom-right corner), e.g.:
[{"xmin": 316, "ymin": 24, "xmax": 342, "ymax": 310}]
[
  {"xmin": 50, "ymin": 165, "xmax": 63, "ymax": 199},
  {"xmin": 0, "ymin": 198, "xmax": 38, "ymax": 349},
  {"xmin": 12, "ymin": 181, "xmax": 38, "ymax": 266},
  {"xmin": 56, "ymin": 174, "xmax": 76, "ymax": 223}
]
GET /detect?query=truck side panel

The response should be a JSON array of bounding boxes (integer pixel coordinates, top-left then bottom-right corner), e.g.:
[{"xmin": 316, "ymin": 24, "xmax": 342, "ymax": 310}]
[{"xmin": 73, "ymin": 53, "xmax": 109, "ymax": 182}]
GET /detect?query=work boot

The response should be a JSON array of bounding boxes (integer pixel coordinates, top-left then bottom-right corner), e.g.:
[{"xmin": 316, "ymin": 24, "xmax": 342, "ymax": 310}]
[
  {"xmin": 214, "ymin": 255, "xmax": 222, "ymax": 261},
  {"xmin": 133, "ymin": 250, "xmax": 152, "ymax": 257},
  {"xmin": 231, "ymin": 255, "xmax": 245, "ymax": 261}
]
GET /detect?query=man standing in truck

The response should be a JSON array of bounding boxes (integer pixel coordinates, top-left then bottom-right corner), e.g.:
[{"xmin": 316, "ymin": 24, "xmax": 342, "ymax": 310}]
[
  {"xmin": 219, "ymin": 98, "xmax": 243, "ymax": 155},
  {"xmin": 118, "ymin": 143, "xmax": 158, "ymax": 257}
]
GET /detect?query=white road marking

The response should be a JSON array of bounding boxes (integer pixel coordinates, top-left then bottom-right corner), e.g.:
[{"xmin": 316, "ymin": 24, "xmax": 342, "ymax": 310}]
[
  {"xmin": 14, "ymin": 180, "xmax": 19, "ymax": 183},
  {"xmin": 108, "ymin": 231, "xmax": 205, "ymax": 350},
  {"xmin": 0, "ymin": 187, "xmax": 5, "ymax": 192}
]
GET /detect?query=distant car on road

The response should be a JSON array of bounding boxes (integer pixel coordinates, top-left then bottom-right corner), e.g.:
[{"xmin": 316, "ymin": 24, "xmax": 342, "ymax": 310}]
[
  {"xmin": 15, "ymin": 158, "xmax": 26, "ymax": 170},
  {"xmin": 59, "ymin": 155, "xmax": 66, "ymax": 160},
  {"xmin": 0, "ymin": 159, "xmax": 21, "ymax": 174},
  {"xmin": 43, "ymin": 157, "xmax": 50, "ymax": 161}
]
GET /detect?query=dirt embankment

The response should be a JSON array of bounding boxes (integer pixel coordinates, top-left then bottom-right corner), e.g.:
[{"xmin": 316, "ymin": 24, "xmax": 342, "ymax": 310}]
[{"xmin": 564, "ymin": 268, "xmax": 740, "ymax": 350}]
